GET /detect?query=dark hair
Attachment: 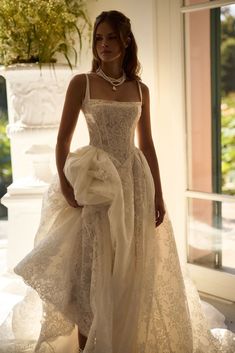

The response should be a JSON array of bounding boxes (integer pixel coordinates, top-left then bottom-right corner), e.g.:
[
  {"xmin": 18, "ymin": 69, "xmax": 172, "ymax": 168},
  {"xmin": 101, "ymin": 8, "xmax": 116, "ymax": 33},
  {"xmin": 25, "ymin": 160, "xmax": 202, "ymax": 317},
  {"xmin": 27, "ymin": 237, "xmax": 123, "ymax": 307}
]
[{"xmin": 91, "ymin": 10, "xmax": 141, "ymax": 80}]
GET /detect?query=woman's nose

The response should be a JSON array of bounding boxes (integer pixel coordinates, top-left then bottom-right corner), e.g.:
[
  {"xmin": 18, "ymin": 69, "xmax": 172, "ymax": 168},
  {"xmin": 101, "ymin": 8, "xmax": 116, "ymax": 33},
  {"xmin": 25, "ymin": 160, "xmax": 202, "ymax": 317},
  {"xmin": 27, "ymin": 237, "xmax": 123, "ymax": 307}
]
[{"xmin": 101, "ymin": 38, "xmax": 108, "ymax": 47}]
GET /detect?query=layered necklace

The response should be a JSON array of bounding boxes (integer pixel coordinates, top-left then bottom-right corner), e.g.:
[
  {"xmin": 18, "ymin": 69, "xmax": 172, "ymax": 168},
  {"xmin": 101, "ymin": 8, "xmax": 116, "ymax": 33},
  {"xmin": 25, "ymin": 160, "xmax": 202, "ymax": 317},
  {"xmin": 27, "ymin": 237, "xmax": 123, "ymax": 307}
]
[{"xmin": 96, "ymin": 68, "xmax": 126, "ymax": 91}]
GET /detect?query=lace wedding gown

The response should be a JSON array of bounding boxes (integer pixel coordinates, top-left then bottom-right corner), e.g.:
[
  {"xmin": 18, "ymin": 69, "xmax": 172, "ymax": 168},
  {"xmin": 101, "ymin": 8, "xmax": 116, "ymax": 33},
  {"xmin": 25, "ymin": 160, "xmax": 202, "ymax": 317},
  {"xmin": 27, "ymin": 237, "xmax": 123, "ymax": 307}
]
[{"xmin": 13, "ymin": 74, "xmax": 234, "ymax": 353}]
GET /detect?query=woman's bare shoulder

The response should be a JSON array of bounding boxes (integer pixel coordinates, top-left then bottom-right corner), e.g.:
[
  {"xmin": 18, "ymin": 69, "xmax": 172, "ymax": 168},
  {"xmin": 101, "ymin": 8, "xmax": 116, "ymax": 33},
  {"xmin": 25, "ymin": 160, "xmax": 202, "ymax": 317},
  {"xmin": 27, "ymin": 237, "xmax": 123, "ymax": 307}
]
[
  {"xmin": 66, "ymin": 73, "xmax": 87, "ymax": 103},
  {"xmin": 69, "ymin": 73, "xmax": 87, "ymax": 88},
  {"xmin": 138, "ymin": 80, "xmax": 150, "ymax": 105},
  {"xmin": 139, "ymin": 80, "xmax": 149, "ymax": 93}
]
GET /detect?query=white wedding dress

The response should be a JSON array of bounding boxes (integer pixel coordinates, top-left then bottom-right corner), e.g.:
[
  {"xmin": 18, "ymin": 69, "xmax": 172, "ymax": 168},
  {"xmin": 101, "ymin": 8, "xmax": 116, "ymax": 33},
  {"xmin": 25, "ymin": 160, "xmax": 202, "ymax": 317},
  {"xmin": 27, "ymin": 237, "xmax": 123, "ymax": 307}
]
[{"xmin": 13, "ymin": 74, "xmax": 235, "ymax": 353}]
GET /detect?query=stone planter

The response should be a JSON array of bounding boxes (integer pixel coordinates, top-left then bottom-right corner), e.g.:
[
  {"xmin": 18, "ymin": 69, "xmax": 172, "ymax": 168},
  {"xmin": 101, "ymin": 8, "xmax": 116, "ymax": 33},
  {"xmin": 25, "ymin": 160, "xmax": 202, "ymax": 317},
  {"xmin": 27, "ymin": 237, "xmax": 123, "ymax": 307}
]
[
  {"xmin": 0, "ymin": 63, "xmax": 78, "ymax": 270},
  {"xmin": 0, "ymin": 64, "xmax": 78, "ymax": 181}
]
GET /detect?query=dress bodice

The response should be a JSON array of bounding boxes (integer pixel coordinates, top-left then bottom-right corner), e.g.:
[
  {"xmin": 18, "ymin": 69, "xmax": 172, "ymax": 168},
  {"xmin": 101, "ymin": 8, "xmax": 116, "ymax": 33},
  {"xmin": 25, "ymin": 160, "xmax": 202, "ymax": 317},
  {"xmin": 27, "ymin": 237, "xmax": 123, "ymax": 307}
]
[{"xmin": 82, "ymin": 74, "xmax": 142, "ymax": 164}]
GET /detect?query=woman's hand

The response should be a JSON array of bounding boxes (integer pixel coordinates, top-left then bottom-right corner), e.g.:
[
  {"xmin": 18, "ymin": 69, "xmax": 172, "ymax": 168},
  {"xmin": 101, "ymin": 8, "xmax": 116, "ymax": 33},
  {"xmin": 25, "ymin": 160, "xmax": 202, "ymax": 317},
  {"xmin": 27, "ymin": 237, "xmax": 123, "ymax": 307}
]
[
  {"xmin": 60, "ymin": 179, "xmax": 83, "ymax": 208},
  {"xmin": 154, "ymin": 196, "xmax": 165, "ymax": 227}
]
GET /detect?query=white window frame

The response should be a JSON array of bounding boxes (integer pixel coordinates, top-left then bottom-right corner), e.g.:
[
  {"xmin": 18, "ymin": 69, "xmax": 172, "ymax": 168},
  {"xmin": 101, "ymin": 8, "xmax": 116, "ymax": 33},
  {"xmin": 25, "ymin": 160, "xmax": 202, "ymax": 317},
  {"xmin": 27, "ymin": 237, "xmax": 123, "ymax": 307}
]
[
  {"xmin": 182, "ymin": 0, "xmax": 235, "ymax": 301},
  {"xmin": 181, "ymin": 0, "xmax": 235, "ymax": 13}
]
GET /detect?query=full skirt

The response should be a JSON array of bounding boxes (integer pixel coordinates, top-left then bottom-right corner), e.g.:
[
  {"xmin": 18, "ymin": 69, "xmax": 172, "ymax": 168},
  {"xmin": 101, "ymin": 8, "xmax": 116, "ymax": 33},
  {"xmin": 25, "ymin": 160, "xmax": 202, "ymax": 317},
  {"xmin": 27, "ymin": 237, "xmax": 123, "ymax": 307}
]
[{"xmin": 13, "ymin": 145, "xmax": 233, "ymax": 353}]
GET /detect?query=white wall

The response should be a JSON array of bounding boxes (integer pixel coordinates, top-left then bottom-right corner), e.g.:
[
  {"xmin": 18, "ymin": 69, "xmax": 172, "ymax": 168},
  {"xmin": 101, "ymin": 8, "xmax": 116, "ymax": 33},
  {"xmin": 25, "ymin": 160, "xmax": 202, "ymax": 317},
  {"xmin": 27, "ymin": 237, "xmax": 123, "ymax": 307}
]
[
  {"xmin": 154, "ymin": 0, "xmax": 187, "ymax": 262},
  {"xmin": 74, "ymin": 0, "xmax": 187, "ymax": 262}
]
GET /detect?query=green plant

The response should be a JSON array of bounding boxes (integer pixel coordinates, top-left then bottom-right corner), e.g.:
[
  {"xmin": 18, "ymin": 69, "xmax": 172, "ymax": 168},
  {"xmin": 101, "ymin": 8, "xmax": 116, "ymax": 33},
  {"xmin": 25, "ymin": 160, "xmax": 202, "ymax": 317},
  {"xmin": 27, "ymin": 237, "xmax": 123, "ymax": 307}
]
[
  {"xmin": 0, "ymin": 112, "xmax": 12, "ymax": 184},
  {"xmin": 0, "ymin": 111, "xmax": 11, "ymax": 219},
  {"xmin": 221, "ymin": 38, "xmax": 235, "ymax": 95},
  {"xmin": 221, "ymin": 8, "xmax": 235, "ymax": 43},
  {"xmin": 0, "ymin": 0, "xmax": 92, "ymax": 68},
  {"xmin": 221, "ymin": 92, "xmax": 235, "ymax": 195}
]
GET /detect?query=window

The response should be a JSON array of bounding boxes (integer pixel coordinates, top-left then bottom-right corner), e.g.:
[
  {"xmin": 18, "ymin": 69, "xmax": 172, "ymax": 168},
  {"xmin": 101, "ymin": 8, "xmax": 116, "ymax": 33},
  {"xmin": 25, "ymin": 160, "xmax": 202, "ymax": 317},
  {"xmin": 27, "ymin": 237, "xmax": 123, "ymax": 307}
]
[{"xmin": 183, "ymin": 1, "xmax": 235, "ymax": 297}]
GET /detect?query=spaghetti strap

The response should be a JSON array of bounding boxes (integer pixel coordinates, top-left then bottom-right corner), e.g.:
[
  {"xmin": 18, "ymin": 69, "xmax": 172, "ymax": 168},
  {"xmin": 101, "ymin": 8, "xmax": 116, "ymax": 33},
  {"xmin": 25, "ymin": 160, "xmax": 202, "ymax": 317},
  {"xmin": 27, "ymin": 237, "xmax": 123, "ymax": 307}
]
[
  {"xmin": 136, "ymin": 80, "xmax": 142, "ymax": 103},
  {"xmin": 84, "ymin": 73, "xmax": 90, "ymax": 102}
]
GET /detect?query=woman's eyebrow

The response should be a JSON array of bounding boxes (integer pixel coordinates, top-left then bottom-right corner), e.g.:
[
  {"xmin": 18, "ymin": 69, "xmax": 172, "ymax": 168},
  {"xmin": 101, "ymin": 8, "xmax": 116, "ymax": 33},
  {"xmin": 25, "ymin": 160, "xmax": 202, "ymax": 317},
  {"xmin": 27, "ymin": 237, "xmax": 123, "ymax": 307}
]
[{"xmin": 95, "ymin": 32, "xmax": 116, "ymax": 36}]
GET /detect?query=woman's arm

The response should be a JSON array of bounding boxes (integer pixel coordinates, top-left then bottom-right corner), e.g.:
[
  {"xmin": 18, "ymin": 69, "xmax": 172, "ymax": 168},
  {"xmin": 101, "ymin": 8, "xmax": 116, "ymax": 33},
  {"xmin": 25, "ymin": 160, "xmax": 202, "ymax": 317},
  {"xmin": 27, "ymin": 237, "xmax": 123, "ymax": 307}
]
[
  {"xmin": 56, "ymin": 73, "xmax": 86, "ymax": 208},
  {"xmin": 136, "ymin": 82, "xmax": 165, "ymax": 226}
]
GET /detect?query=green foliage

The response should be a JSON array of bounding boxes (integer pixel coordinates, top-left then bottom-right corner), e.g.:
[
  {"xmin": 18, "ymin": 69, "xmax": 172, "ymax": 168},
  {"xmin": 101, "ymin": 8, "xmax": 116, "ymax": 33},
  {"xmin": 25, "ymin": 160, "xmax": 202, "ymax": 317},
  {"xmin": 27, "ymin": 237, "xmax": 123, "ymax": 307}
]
[
  {"xmin": 0, "ymin": 76, "xmax": 7, "ymax": 111},
  {"xmin": 220, "ymin": 8, "xmax": 235, "ymax": 95},
  {"xmin": 221, "ymin": 93, "xmax": 235, "ymax": 195},
  {"xmin": 0, "ymin": 112, "xmax": 11, "ymax": 219},
  {"xmin": 221, "ymin": 12, "xmax": 235, "ymax": 42},
  {"xmin": 221, "ymin": 38, "xmax": 235, "ymax": 95},
  {"xmin": 220, "ymin": 7, "xmax": 235, "ymax": 195},
  {"xmin": 0, "ymin": 112, "xmax": 12, "ymax": 184},
  {"xmin": 0, "ymin": 0, "xmax": 92, "ymax": 68}
]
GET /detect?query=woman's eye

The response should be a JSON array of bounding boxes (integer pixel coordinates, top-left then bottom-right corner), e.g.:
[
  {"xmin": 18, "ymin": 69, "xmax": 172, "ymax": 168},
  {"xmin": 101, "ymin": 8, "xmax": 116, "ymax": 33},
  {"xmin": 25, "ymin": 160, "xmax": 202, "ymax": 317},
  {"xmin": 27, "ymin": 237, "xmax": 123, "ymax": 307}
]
[{"xmin": 95, "ymin": 35, "xmax": 117, "ymax": 42}]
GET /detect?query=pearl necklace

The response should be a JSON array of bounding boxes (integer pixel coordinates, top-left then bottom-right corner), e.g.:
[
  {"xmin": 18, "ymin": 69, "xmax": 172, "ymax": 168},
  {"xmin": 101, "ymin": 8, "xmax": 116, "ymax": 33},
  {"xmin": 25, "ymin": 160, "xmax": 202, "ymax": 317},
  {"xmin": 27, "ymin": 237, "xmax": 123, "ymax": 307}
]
[{"xmin": 96, "ymin": 68, "xmax": 126, "ymax": 91}]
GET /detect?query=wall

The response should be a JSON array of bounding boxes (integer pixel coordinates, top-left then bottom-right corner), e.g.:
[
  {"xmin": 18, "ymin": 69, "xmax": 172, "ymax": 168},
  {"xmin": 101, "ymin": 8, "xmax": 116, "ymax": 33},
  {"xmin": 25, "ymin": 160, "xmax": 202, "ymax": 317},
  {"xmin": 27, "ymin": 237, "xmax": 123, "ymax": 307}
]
[
  {"xmin": 155, "ymin": 0, "xmax": 188, "ymax": 263},
  {"xmin": 150, "ymin": 0, "xmax": 187, "ymax": 262}
]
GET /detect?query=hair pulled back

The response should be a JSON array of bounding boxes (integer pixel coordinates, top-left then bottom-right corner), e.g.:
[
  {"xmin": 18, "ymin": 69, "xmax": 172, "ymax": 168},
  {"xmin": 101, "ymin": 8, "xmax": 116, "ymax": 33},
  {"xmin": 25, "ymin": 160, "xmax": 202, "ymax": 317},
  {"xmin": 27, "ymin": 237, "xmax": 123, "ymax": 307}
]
[{"xmin": 91, "ymin": 10, "xmax": 141, "ymax": 80}]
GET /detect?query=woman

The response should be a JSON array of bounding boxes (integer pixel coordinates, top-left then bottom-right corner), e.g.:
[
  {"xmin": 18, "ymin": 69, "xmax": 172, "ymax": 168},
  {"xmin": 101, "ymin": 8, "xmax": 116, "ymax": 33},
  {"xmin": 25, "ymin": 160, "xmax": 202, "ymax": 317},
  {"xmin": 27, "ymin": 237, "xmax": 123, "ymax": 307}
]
[
  {"xmin": 14, "ymin": 10, "xmax": 230, "ymax": 353},
  {"xmin": 57, "ymin": 10, "xmax": 166, "ymax": 352}
]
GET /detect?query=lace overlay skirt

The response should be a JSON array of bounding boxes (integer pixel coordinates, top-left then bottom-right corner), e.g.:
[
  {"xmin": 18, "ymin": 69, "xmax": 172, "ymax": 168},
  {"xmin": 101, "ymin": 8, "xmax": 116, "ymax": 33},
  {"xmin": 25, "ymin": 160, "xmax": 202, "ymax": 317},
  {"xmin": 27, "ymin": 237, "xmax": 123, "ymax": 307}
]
[{"xmin": 13, "ymin": 145, "xmax": 231, "ymax": 353}]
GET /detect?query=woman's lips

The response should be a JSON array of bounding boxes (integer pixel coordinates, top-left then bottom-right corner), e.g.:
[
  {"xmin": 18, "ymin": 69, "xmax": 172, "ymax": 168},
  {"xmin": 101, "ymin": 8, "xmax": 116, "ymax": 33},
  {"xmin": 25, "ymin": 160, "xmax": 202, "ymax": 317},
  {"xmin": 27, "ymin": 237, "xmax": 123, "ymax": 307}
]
[{"xmin": 101, "ymin": 50, "xmax": 112, "ymax": 54}]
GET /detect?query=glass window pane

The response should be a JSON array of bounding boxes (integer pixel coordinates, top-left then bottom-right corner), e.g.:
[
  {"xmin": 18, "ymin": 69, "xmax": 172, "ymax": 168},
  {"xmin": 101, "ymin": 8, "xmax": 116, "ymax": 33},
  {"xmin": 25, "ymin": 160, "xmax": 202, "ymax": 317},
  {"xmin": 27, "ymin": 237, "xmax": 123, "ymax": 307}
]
[
  {"xmin": 187, "ymin": 198, "xmax": 235, "ymax": 274},
  {"xmin": 185, "ymin": 5, "xmax": 235, "ymax": 275}
]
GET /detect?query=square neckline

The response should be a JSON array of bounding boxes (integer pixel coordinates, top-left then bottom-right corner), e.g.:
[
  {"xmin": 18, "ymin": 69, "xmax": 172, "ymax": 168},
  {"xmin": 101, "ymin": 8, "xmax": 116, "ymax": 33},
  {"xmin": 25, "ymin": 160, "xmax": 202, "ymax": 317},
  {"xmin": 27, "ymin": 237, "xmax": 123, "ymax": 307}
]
[
  {"xmin": 89, "ymin": 98, "xmax": 142, "ymax": 105},
  {"xmin": 84, "ymin": 73, "xmax": 142, "ymax": 105}
]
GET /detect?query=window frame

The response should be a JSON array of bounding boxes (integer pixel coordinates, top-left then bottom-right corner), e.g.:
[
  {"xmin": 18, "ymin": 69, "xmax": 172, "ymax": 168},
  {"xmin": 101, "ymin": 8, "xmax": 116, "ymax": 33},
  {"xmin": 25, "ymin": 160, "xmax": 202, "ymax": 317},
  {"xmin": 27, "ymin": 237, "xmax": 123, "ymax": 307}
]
[
  {"xmin": 182, "ymin": 0, "xmax": 235, "ymax": 300},
  {"xmin": 181, "ymin": 0, "xmax": 235, "ymax": 13}
]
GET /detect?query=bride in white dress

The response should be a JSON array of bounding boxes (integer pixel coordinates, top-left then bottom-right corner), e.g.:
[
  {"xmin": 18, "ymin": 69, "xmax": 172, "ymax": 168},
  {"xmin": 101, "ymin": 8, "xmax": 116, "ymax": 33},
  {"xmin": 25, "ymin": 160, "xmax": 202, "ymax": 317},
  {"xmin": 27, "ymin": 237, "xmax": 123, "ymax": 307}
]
[{"xmin": 13, "ymin": 10, "xmax": 234, "ymax": 353}]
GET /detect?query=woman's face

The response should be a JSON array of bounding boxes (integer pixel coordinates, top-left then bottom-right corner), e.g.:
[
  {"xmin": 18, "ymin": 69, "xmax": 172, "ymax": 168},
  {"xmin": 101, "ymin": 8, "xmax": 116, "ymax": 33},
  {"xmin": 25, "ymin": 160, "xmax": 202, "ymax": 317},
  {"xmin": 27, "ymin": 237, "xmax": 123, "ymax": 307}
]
[{"xmin": 95, "ymin": 21, "xmax": 123, "ymax": 64}]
